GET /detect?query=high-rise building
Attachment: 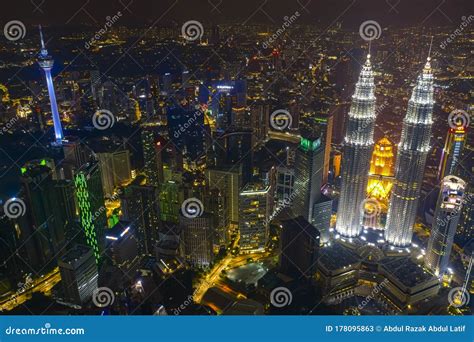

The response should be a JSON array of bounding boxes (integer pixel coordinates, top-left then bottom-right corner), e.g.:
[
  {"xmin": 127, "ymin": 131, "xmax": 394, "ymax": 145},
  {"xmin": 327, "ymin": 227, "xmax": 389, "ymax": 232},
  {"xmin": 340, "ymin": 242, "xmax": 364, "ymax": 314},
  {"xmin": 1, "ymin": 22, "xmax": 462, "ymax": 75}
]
[
  {"xmin": 292, "ymin": 134, "xmax": 325, "ymax": 222},
  {"xmin": 438, "ymin": 124, "xmax": 466, "ymax": 180},
  {"xmin": 58, "ymin": 244, "xmax": 98, "ymax": 305},
  {"xmin": 96, "ymin": 149, "xmax": 132, "ymax": 197},
  {"xmin": 62, "ymin": 136, "xmax": 88, "ymax": 170},
  {"xmin": 141, "ymin": 124, "xmax": 165, "ymax": 187},
  {"xmin": 275, "ymin": 166, "xmax": 294, "ymax": 206},
  {"xmin": 385, "ymin": 58, "xmax": 434, "ymax": 246},
  {"xmin": 206, "ymin": 188, "xmax": 228, "ymax": 249},
  {"xmin": 105, "ymin": 222, "xmax": 139, "ymax": 270},
  {"xmin": 159, "ymin": 180, "xmax": 183, "ymax": 223},
  {"xmin": 20, "ymin": 161, "xmax": 76, "ymax": 269},
  {"xmin": 335, "ymin": 54, "xmax": 377, "ymax": 238},
  {"xmin": 167, "ymin": 106, "xmax": 205, "ymax": 163},
  {"xmin": 239, "ymin": 183, "xmax": 271, "ymax": 253},
  {"xmin": 120, "ymin": 175, "xmax": 160, "ymax": 254},
  {"xmin": 314, "ymin": 112, "xmax": 334, "ymax": 185},
  {"xmin": 250, "ymin": 102, "xmax": 270, "ymax": 145},
  {"xmin": 37, "ymin": 26, "xmax": 63, "ymax": 145},
  {"xmin": 457, "ymin": 184, "xmax": 473, "ymax": 245},
  {"xmin": 205, "ymin": 166, "xmax": 241, "ymax": 227},
  {"xmin": 425, "ymin": 176, "xmax": 466, "ymax": 276},
  {"xmin": 180, "ymin": 213, "xmax": 215, "ymax": 267},
  {"xmin": 312, "ymin": 196, "xmax": 333, "ymax": 244},
  {"xmin": 280, "ymin": 216, "xmax": 320, "ymax": 279},
  {"xmin": 74, "ymin": 162, "xmax": 107, "ymax": 263}
]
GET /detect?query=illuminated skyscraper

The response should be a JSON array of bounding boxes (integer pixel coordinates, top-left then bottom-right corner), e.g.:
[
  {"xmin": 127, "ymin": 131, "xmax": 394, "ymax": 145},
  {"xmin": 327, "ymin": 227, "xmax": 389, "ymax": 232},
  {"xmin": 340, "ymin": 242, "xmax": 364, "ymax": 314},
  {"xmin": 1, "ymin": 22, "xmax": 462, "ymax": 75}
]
[
  {"xmin": 438, "ymin": 124, "xmax": 466, "ymax": 180},
  {"xmin": 74, "ymin": 162, "xmax": 107, "ymax": 263},
  {"xmin": 141, "ymin": 125, "xmax": 164, "ymax": 187},
  {"xmin": 335, "ymin": 54, "xmax": 377, "ymax": 238},
  {"xmin": 292, "ymin": 134, "xmax": 324, "ymax": 222},
  {"xmin": 37, "ymin": 26, "xmax": 64, "ymax": 145},
  {"xmin": 314, "ymin": 112, "xmax": 334, "ymax": 185},
  {"xmin": 385, "ymin": 58, "xmax": 434, "ymax": 246},
  {"xmin": 96, "ymin": 149, "xmax": 132, "ymax": 197},
  {"xmin": 159, "ymin": 180, "xmax": 183, "ymax": 223},
  {"xmin": 239, "ymin": 183, "xmax": 271, "ymax": 253},
  {"xmin": 205, "ymin": 166, "xmax": 241, "ymax": 227},
  {"xmin": 425, "ymin": 176, "xmax": 466, "ymax": 276},
  {"xmin": 20, "ymin": 161, "xmax": 75, "ymax": 269},
  {"xmin": 180, "ymin": 213, "xmax": 215, "ymax": 267},
  {"xmin": 120, "ymin": 175, "xmax": 160, "ymax": 255}
]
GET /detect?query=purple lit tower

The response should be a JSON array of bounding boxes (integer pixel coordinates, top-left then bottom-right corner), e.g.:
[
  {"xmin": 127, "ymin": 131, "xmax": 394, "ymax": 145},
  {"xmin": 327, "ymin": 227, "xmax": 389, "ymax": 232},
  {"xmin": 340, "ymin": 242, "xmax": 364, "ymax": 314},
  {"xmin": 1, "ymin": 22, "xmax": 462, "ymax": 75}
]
[{"xmin": 37, "ymin": 26, "xmax": 64, "ymax": 145}]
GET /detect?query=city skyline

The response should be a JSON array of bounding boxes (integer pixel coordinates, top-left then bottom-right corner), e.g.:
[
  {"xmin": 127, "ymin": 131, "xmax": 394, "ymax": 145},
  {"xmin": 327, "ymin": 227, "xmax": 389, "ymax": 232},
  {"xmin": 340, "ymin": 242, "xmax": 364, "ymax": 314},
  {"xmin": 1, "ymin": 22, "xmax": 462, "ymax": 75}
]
[{"xmin": 0, "ymin": 0, "xmax": 472, "ymax": 318}]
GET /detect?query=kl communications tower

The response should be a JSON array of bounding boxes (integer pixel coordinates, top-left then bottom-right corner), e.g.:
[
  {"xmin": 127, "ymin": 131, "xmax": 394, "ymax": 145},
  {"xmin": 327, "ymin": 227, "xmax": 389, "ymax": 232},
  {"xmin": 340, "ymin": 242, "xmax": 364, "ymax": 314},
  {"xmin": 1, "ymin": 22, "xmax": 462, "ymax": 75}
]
[{"xmin": 37, "ymin": 26, "xmax": 64, "ymax": 145}]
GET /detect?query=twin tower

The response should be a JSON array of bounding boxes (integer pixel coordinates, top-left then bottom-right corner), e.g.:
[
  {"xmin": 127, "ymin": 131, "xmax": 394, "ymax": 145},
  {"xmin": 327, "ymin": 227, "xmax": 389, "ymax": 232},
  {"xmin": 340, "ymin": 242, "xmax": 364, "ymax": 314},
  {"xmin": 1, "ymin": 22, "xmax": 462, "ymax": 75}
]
[{"xmin": 336, "ymin": 53, "xmax": 434, "ymax": 247}]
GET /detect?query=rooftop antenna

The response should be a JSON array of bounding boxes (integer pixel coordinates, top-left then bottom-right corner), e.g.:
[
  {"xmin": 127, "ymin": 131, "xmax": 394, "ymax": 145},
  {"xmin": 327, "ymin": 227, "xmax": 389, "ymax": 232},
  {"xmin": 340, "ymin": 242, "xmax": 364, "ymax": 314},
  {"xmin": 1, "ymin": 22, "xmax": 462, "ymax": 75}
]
[
  {"xmin": 423, "ymin": 36, "xmax": 434, "ymax": 74},
  {"xmin": 427, "ymin": 36, "xmax": 433, "ymax": 61},
  {"xmin": 38, "ymin": 25, "xmax": 46, "ymax": 50}
]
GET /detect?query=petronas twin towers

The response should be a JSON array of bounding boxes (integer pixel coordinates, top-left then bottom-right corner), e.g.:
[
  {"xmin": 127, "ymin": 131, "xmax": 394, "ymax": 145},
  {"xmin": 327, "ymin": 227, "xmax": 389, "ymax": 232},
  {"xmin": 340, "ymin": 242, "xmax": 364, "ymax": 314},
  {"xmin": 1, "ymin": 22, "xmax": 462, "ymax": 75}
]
[
  {"xmin": 336, "ymin": 54, "xmax": 376, "ymax": 238},
  {"xmin": 336, "ymin": 54, "xmax": 434, "ymax": 247}
]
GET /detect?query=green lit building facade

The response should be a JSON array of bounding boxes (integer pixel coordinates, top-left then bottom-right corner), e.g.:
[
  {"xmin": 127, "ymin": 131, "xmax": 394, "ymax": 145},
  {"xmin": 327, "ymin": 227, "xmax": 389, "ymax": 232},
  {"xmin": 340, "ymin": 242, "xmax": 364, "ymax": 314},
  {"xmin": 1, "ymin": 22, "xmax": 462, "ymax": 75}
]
[{"xmin": 74, "ymin": 162, "xmax": 107, "ymax": 263}]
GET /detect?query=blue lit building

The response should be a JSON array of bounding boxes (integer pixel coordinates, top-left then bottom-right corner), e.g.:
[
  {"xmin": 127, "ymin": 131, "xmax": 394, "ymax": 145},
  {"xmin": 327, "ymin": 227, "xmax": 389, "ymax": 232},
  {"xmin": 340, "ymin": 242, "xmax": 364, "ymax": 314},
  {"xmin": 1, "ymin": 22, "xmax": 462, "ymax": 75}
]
[{"xmin": 37, "ymin": 26, "xmax": 64, "ymax": 145}]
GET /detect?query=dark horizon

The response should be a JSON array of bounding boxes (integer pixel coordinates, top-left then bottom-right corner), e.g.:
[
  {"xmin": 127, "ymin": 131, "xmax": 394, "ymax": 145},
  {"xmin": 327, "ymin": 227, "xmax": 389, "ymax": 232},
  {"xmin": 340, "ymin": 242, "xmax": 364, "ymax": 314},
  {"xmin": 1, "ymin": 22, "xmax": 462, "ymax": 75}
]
[{"xmin": 0, "ymin": 0, "xmax": 472, "ymax": 28}]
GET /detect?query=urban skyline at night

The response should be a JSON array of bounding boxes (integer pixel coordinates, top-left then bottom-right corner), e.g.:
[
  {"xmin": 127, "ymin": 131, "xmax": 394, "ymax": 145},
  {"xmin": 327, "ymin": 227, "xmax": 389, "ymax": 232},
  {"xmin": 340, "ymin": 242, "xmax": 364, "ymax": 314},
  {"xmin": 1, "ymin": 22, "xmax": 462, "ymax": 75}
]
[{"xmin": 0, "ymin": 0, "xmax": 472, "ymax": 322}]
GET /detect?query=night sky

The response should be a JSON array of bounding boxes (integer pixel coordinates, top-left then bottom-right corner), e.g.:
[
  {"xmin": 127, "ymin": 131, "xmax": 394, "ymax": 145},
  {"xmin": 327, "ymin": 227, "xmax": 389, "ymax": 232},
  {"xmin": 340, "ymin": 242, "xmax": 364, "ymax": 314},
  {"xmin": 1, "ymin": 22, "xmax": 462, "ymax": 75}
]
[{"xmin": 0, "ymin": 0, "xmax": 472, "ymax": 28}]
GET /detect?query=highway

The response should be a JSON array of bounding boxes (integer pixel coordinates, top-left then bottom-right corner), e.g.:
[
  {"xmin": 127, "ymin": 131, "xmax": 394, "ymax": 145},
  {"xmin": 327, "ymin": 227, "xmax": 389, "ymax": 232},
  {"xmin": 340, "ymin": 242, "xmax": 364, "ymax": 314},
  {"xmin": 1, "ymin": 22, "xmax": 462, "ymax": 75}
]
[{"xmin": 0, "ymin": 268, "xmax": 61, "ymax": 312}]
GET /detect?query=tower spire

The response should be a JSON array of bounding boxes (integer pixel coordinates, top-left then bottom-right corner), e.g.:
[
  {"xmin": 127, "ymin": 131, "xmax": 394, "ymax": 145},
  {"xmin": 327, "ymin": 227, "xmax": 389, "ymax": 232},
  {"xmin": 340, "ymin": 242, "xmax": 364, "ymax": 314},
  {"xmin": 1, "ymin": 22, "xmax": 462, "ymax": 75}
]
[
  {"xmin": 37, "ymin": 26, "xmax": 64, "ymax": 145},
  {"xmin": 424, "ymin": 36, "xmax": 434, "ymax": 74},
  {"xmin": 38, "ymin": 25, "xmax": 47, "ymax": 56},
  {"xmin": 335, "ymin": 45, "xmax": 377, "ymax": 238}
]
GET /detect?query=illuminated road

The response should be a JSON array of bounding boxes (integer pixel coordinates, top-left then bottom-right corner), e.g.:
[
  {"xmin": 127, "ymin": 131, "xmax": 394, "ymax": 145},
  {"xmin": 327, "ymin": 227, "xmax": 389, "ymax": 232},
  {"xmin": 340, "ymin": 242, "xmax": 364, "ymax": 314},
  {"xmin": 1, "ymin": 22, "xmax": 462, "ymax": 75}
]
[
  {"xmin": 0, "ymin": 268, "xmax": 61, "ymax": 312},
  {"xmin": 268, "ymin": 131, "xmax": 301, "ymax": 143},
  {"xmin": 193, "ymin": 232, "xmax": 241, "ymax": 302},
  {"xmin": 193, "ymin": 246, "xmax": 272, "ymax": 303}
]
